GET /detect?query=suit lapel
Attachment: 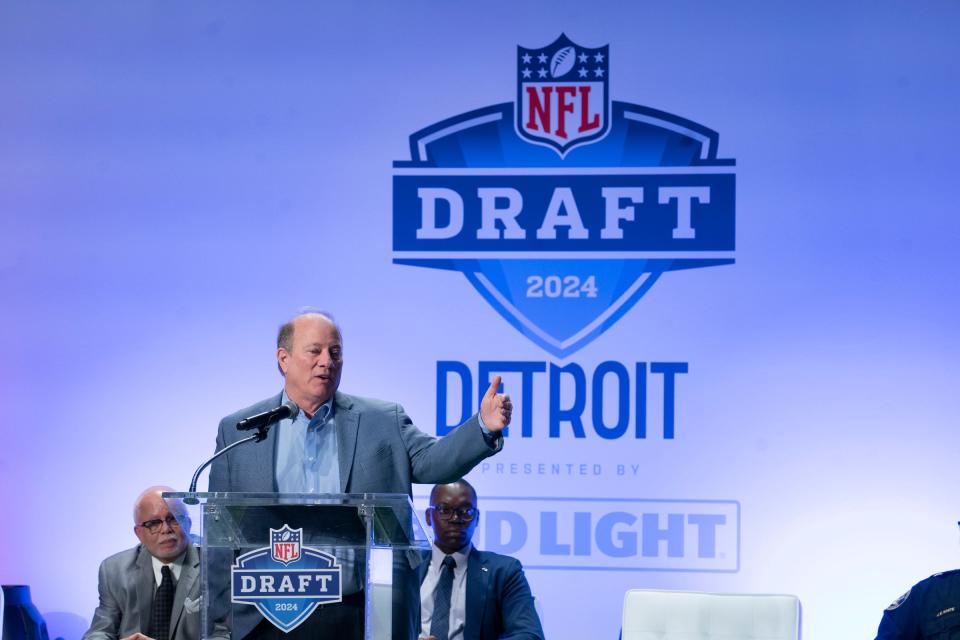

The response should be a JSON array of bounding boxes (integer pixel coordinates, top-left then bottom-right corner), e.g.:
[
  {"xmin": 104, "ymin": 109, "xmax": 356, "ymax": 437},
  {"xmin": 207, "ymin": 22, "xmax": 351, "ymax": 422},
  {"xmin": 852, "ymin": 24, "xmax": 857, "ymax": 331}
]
[
  {"xmin": 169, "ymin": 545, "xmax": 199, "ymax": 639},
  {"xmin": 335, "ymin": 392, "xmax": 359, "ymax": 491},
  {"xmin": 265, "ymin": 393, "xmax": 284, "ymax": 491},
  {"xmin": 135, "ymin": 546, "xmax": 154, "ymax": 633},
  {"xmin": 464, "ymin": 550, "xmax": 488, "ymax": 640}
]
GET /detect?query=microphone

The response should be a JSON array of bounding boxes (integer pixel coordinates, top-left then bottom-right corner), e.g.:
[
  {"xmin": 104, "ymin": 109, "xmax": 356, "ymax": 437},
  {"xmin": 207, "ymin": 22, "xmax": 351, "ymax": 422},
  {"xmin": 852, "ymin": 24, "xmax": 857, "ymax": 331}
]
[
  {"xmin": 184, "ymin": 401, "xmax": 300, "ymax": 503},
  {"xmin": 236, "ymin": 401, "xmax": 300, "ymax": 431}
]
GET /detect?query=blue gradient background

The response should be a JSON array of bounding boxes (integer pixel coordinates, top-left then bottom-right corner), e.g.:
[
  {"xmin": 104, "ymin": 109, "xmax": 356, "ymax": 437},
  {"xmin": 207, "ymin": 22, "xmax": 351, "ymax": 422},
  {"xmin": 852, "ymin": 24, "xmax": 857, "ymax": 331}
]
[{"xmin": 1, "ymin": 2, "xmax": 958, "ymax": 639}]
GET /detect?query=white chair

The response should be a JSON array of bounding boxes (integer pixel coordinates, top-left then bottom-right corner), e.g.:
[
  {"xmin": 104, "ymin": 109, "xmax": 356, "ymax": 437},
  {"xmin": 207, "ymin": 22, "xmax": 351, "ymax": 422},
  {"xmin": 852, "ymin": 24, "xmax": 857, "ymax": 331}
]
[{"xmin": 622, "ymin": 589, "xmax": 800, "ymax": 640}]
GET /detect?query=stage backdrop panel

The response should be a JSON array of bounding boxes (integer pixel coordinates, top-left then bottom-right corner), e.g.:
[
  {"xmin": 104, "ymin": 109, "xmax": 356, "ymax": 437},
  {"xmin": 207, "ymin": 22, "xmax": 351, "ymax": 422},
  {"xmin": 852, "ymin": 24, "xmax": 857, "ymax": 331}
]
[{"xmin": 1, "ymin": 2, "xmax": 958, "ymax": 639}]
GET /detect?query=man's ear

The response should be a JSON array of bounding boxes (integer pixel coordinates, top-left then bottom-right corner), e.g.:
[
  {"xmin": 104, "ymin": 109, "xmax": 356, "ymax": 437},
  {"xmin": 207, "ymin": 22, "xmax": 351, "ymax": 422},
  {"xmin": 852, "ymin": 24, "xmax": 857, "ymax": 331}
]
[
  {"xmin": 425, "ymin": 508, "xmax": 433, "ymax": 528},
  {"xmin": 277, "ymin": 348, "xmax": 289, "ymax": 374}
]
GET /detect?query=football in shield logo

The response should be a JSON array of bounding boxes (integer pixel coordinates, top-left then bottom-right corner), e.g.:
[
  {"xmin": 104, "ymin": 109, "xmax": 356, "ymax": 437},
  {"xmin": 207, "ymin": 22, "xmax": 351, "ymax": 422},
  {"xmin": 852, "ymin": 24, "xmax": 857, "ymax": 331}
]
[{"xmin": 517, "ymin": 34, "xmax": 610, "ymax": 156}]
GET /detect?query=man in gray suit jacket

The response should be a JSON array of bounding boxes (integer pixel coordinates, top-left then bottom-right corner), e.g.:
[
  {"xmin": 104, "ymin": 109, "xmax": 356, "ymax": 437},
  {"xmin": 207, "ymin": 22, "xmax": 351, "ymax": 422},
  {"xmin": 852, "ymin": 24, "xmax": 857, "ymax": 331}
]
[
  {"xmin": 209, "ymin": 311, "xmax": 510, "ymax": 494},
  {"xmin": 83, "ymin": 487, "xmax": 200, "ymax": 640},
  {"xmin": 208, "ymin": 311, "xmax": 512, "ymax": 639}
]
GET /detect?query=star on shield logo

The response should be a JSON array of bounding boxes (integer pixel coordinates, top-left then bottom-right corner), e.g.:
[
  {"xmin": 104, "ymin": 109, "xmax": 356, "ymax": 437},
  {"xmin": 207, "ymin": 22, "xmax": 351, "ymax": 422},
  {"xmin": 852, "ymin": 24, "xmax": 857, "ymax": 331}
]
[{"xmin": 517, "ymin": 34, "xmax": 610, "ymax": 156}]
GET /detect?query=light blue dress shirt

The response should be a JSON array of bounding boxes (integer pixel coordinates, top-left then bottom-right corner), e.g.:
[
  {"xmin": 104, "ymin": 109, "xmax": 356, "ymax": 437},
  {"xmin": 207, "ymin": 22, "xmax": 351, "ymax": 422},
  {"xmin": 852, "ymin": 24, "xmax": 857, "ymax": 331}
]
[{"xmin": 275, "ymin": 392, "xmax": 341, "ymax": 493}]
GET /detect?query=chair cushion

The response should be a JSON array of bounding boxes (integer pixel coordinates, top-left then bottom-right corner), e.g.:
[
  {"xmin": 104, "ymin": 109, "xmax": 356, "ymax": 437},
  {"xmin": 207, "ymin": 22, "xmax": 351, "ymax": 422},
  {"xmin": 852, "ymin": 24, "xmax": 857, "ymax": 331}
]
[{"xmin": 622, "ymin": 589, "xmax": 800, "ymax": 640}]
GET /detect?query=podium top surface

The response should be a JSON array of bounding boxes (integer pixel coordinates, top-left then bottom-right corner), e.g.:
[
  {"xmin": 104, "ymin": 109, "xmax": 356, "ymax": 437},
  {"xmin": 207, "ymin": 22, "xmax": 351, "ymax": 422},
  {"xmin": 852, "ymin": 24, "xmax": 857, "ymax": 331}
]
[{"xmin": 164, "ymin": 492, "xmax": 431, "ymax": 549}]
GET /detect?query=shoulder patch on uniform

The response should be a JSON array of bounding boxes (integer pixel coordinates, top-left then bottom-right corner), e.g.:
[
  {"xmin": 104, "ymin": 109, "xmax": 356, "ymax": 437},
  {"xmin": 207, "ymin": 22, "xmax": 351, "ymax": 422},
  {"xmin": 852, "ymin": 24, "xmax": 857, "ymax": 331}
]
[
  {"xmin": 886, "ymin": 589, "xmax": 911, "ymax": 611},
  {"xmin": 932, "ymin": 569, "xmax": 960, "ymax": 579}
]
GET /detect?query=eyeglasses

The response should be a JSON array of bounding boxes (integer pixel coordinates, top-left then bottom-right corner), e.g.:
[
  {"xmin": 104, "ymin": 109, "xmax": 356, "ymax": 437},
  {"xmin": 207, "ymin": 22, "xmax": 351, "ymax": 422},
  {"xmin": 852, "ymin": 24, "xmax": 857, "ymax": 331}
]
[
  {"xmin": 138, "ymin": 514, "xmax": 187, "ymax": 534},
  {"xmin": 431, "ymin": 505, "xmax": 478, "ymax": 521}
]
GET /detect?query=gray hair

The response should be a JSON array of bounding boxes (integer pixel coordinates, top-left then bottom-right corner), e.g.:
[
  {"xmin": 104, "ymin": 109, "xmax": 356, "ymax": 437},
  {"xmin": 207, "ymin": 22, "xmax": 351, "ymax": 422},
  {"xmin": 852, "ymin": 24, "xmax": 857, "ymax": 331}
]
[{"xmin": 132, "ymin": 485, "xmax": 183, "ymax": 523}]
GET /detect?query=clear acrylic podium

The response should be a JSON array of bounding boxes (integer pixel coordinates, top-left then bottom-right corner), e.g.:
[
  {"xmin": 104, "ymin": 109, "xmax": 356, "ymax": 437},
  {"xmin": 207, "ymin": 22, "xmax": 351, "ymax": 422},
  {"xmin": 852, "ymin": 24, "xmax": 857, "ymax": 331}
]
[{"xmin": 167, "ymin": 492, "xmax": 431, "ymax": 640}]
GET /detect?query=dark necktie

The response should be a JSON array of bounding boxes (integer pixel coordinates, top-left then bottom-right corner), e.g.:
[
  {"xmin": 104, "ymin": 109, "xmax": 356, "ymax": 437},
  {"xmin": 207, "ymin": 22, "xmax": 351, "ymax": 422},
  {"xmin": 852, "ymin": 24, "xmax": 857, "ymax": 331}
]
[
  {"xmin": 149, "ymin": 565, "xmax": 175, "ymax": 640},
  {"xmin": 430, "ymin": 555, "xmax": 457, "ymax": 640}
]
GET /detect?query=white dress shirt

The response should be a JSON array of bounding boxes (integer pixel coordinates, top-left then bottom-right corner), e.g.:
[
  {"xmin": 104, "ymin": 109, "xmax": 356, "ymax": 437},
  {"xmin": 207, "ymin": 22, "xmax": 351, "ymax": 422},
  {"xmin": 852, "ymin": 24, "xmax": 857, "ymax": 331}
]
[
  {"xmin": 420, "ymin": 543, "xmax": 471, "ymax": 640},
  {"xmin": 149, "ymin": 552, "xmax": 185, "ymax": 586}
]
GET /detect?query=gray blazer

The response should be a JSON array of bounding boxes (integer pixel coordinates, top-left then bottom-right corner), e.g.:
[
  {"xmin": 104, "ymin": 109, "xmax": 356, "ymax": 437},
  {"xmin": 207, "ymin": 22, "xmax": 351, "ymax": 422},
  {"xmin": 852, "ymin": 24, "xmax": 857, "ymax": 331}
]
[
  {"xmin": 82, "ymin": 544, "xmax": 200, "ymax": 640},
  {"xmin": 209, "ymin": 390, "xmax": 502, "ymax": 494}
]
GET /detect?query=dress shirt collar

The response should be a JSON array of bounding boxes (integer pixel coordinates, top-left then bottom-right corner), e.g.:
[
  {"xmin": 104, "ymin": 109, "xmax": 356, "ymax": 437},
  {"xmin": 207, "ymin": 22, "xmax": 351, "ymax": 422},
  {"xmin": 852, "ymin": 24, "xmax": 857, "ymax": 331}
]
[
  {"xmin": 150, "ymin": 550, "xmax": 185, "ymax": 586},
  {"xmin": 429, "ymin": 541, "xmax": 472, "ymax": 574},
  {"xmin": 281, "ymin": 391, "xmax": 334, "ymax": 424}
]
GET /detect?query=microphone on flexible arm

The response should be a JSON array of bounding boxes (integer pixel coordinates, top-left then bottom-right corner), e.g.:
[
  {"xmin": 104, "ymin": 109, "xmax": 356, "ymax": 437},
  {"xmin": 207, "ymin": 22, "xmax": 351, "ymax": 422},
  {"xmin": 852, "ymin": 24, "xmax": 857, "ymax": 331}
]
[
  {"xmin": 236, "ymin": 401, "xmax": 300, "ymax": 431},
  {"xmin": 184, "ymin": 401, "xmax": 300, "ymax": 503}
]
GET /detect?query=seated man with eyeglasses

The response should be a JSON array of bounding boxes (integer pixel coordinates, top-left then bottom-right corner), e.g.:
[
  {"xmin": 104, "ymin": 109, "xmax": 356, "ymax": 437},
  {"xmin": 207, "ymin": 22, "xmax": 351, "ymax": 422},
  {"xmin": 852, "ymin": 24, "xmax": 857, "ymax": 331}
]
[
  {"xmin": 83, "ymin": 486, "xmax": 199, "ymax": 640},
  {"xmin": 419, "ymin": 479, "xmax": 544, "ymax": 640}
]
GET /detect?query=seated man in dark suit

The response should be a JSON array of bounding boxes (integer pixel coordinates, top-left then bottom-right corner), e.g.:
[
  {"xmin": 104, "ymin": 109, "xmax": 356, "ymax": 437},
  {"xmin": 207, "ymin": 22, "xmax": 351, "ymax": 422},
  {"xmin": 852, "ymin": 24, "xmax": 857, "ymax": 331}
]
[
  {"xmin": 83, "ymin": 486, "xmax": 200, "ymax": 640},
  {"xmin": 419, "ymin": 479, "xmax": 545, "ymax": 640}
]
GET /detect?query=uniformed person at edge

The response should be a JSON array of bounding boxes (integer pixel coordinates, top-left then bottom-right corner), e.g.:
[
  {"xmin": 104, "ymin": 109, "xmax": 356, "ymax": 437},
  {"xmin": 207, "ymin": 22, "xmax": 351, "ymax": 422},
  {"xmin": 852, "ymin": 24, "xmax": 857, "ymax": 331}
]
[{"xmin": 876, "ymin": 568, "xmax": 960, "ymax": 639}]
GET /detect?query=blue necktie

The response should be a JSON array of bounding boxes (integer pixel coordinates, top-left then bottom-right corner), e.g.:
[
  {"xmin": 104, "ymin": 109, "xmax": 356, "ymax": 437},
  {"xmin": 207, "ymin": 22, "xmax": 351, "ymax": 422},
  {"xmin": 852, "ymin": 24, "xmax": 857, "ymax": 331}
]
[{"xmin": 430, "ymin": 555, "xmax": 457, "ymax": 640}]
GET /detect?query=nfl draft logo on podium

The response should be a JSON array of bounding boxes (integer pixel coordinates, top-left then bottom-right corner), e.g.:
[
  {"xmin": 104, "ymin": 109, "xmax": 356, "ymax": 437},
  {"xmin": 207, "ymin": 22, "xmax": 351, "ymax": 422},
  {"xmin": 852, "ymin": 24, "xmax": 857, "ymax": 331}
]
[
  {"xmin": 231, "ymin": 525, "xmax": 342, "ymax": 632},
  {"xmin": 393, "ymin": 34, "xmax": 736, "ymax": 358}
]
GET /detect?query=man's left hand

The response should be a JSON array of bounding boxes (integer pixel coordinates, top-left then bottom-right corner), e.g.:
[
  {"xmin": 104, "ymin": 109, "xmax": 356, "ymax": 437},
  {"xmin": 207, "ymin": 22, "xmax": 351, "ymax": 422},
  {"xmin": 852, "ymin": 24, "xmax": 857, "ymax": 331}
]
[{"xmin": 480, "ymin": 375, "xmax": 512, "ymax": 432}]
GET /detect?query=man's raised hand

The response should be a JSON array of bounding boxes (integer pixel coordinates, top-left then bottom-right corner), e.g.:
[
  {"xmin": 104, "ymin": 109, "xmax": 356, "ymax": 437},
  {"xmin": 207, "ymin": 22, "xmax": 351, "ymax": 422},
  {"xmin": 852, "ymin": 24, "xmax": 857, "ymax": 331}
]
[{"xmin": 480, "ymin": 375, "xmax": 512, "ymax": 432}]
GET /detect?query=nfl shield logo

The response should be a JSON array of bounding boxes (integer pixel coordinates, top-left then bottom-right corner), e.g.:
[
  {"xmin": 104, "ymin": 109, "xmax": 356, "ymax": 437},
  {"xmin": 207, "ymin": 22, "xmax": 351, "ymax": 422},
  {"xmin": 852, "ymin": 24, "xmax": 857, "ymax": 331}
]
[
  {"xmin": 270, "ymin": 525, "xmax": 301, "ymax": 565},
  {"xmin": 517, "ymin": 34, "xmax": 609, "ymax": 156}
]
